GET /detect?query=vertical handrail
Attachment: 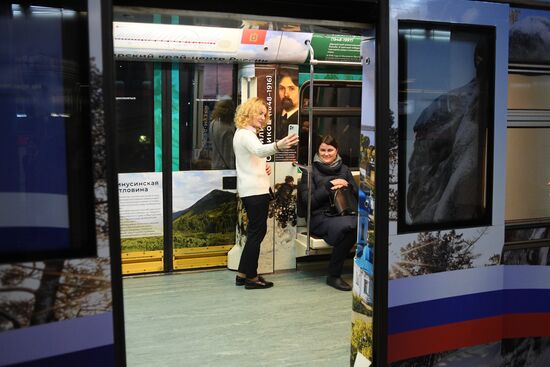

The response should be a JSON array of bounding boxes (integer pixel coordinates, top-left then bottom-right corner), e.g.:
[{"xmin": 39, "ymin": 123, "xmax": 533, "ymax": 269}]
[{"xmin": 305, "ymin": 40, "xmax": 315, "ymax": 255}]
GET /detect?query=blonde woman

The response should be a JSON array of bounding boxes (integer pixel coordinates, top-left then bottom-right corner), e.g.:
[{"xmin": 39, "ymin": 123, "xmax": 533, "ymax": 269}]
[{"xmin": 233, "ymin": 97, "xmax": 298, "ymax": 289}]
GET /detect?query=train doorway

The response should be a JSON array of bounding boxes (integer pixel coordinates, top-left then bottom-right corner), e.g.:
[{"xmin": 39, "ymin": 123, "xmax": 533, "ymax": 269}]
[
  {"xmin": 112, "ymin": 8, "xmax": 375, "ymax": 277},
  {"xmin": 112, "ymin": 6, "xmax": 378, "ymax": 366}
]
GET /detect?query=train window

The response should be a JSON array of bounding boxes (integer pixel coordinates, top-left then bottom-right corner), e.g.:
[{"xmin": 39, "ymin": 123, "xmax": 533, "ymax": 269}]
[
  {"xmin": 505, "ymin": 128, "xmax": 550, "ymax": 222},
  {"xmin": 397, "ymin": 22, "xmax": 495, "ymax": 233},
  {"xmin": 298, "ymin": 81, "xmax": 361, "ymax": 169},
  {"xmin": 115, "ymin": 62, "xmax": 237, "ymax": 172},
  {"xmin": 507, "ymin": 73, "xmax": 550, "ymax": 128},
  {"xmin": 302, "ymin": 82, "xmax": 362, "ymax": 109},
  {"xmin": 0, "ymin": 4, "xmax": 96, "ymax": 262},
  {"xmin": 506, "ymin": 72, "xmax": 550, "ymax": 223},
  {"xmin": 116, "ymin": 61, "xmax": 156, "ymax": 173},
  {"xmin": 178, "ymin": 63, "xmax": 236, "ymax": 171},
  {"xmin": 508, "ymin": 74, "xmax": 550, "ymax": 111}
]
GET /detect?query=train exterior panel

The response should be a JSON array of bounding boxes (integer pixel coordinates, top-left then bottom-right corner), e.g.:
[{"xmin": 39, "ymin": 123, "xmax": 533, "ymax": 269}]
[
  {"xmin": 0, "ymin": 1, "xmax": 122, "ymax": 366},
  {"xmin": 384, "ymin": 1, "xmax": 550, "ymax": 366}
]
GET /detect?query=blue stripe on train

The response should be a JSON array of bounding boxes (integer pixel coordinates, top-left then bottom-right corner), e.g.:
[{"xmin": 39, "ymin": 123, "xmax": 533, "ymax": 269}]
[
  {"xmin": 8, "ymin": 344, "xmax": 115, "ymax": 367},
  {"xmin": 0, "ymin": 227, "xmax": 69, "ymax": 252},
  {"xmin": 389, "ymin": 288, "xmax": 550, "ymax": 334}
]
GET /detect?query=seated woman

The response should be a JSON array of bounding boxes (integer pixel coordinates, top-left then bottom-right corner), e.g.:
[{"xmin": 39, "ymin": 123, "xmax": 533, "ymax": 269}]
[{"xmin": 298, "ymin": 135, "xmax": 358, "ymax": 291}]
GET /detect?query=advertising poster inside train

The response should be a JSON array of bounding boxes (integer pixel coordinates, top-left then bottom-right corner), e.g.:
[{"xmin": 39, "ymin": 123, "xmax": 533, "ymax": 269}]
[
  {"xmin": 118, "ymin": 172, "xmax": 164, "ymax": 252},
  {"xmin": 113, "ymin": 21, "xmax": 362, "ymax": 65},
  {"xmin": 172, "ymin": 171, "xmax": 237, "ymax": 249},
  {"xmin": 118, "ymin": 170, "xmax": 240, "ymax": 272}
]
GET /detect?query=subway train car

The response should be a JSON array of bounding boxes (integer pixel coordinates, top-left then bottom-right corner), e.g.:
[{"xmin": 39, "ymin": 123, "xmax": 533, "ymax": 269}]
[{"xmin": 1, "ymin": 0, "xmax": 550, "ymax": 366}]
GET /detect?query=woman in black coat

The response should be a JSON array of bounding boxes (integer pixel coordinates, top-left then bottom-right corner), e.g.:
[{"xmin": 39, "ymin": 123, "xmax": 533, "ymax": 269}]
[{"xmin": 298, "ymin": 135, "xmax": 358, "ymax": 291}]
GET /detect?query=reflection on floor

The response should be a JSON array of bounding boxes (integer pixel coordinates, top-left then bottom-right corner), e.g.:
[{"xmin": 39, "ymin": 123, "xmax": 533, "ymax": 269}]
[{"xmin": 123, "ymin": 261, "xmax": 353, "ymax": 367}]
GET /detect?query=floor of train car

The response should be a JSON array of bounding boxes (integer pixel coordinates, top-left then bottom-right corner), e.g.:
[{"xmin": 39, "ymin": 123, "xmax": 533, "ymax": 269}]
[{"xmin": 123, "ymin": 260, "xmax": 353, "ymax": 367}]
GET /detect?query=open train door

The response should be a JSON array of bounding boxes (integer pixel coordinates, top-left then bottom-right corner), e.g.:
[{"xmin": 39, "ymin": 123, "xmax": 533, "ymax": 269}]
[
  {"xmin": 364, "ymin": 0, "xmax": 550, "ymax": 366},
  {"xmin": 0, "ymin": 1, "xmax": 125, "ymax": 366}
]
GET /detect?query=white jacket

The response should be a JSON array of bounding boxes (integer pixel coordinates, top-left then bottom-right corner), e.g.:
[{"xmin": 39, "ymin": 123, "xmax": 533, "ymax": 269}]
[{"xmin": 233, "ymin": 127, "xmax": 277, "ymax": 198}]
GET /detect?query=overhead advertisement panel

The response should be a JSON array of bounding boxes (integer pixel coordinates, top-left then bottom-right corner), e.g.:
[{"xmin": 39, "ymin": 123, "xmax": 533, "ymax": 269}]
[
  {"xmin": 309, "ymin": 33, "xmax": 362, "ymax": 62},
  {"xmin": 114, "ymin": 22, "xmax": 241, "ymax": 52},
  {"xmin": 113, "ymin": 22, "xmax": 362, "ymax": 64}
]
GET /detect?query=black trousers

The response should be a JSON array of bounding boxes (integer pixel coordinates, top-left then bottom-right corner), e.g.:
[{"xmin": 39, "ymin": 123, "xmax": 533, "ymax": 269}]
[
  {"xmin": 328, "ymin": 229, "xmax": 356, "ymax": 278},
  {"xmin": 238, "ymin": 194, "xmax": 270, "ymax": 278}
]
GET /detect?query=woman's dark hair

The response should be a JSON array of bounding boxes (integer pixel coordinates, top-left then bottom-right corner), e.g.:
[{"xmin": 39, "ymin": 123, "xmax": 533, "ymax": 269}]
[
  {"xmin": 212, "ymin": 99, "xmax": 235, "ymax": 125},
  {"xmin": 318, "ymin": 134, "xmax": 339, "ymax": 150}
]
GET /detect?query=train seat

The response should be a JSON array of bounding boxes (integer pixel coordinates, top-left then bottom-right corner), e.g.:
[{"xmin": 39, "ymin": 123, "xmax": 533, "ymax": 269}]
[
  {"xmin": 295, "ymin": 226, "xmax": 333, "ymax": 257},
  {"xmin": 294, "ymin": 170, "xmax": 360, "ymax": 257}
]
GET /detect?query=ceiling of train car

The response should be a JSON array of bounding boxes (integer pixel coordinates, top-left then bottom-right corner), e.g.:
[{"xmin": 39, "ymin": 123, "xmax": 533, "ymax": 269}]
[{"xmin": 112, "ymin": 0, "xmax": 379, "ymax": 24}]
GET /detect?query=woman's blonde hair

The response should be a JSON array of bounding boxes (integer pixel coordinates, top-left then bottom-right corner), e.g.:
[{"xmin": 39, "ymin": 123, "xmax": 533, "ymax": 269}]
[{"xmin": 234, "ymin": 97, "xmax": 271, "ymax": 129}]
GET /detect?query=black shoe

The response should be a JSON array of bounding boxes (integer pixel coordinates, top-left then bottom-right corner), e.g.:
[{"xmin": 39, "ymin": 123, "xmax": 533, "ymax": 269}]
[
  {"xmin": 257, "ymin": 276, "xmax": 273, "ymax": 287},
  {"xmin": 245, "ymin": 276, "xmax": 274, "ymax": 289},
  {"xmin": 235, "ymin": 275, "xmax": 246, "ymax": 286},
  {"xmin": 326, "ymin": 276, "xmax": 351, "ymax": 291}
]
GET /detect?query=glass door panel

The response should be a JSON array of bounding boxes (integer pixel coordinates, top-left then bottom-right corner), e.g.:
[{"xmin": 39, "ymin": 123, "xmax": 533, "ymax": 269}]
[
  {"xmin": 172, "ymin": 63, "xmax": 238, "ymax": 270},
  {"xmin": 115, "ymin": 61, "xmax": 164, "ymax": 274}
]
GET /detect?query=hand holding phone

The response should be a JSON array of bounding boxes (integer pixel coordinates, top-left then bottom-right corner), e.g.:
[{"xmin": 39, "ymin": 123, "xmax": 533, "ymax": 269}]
[
  {"xmin": 288, "ymin": 124, "xmax": 299, "ymax": 136},
  {"xmin": 280, "ymin": 124, "xmax": 299, "ymax": 149}
]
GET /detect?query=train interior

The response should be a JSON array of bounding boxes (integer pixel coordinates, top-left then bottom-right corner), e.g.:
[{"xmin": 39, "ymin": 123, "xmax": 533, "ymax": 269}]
[{"xmin": 113, "ymin": 8, "xmax": 372, "ymax": 275}]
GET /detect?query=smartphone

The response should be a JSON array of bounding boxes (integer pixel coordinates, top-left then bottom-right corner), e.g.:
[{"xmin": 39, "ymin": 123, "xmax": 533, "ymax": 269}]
[{"xmin": 288, "ymin": 124, "xmax": 299, "ymax": 136}]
